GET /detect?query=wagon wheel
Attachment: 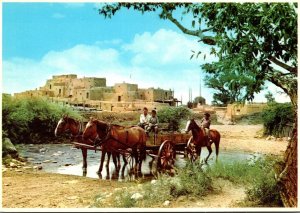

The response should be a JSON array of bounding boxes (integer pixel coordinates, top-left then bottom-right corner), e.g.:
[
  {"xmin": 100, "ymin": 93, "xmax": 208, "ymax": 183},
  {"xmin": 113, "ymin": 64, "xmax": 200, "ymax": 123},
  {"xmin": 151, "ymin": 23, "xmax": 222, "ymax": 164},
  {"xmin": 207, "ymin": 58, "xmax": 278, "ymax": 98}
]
[
  {"xmin": 186, "ymin": 136, "xmax": 198, "ymax": 163},
  {"xmin": 157, "ymin": 140, "xmax": 176, "ymax": 172}
]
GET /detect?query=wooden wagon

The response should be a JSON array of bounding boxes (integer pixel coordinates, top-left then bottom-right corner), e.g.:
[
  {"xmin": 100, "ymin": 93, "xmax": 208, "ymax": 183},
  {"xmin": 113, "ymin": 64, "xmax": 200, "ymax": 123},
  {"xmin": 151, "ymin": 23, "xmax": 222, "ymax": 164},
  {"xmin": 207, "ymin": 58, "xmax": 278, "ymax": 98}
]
[
  {"xmin": 145, "ymin": 132, "xmax": 195, "ymax": 174},
  {"xmin": 71, "ymin": 130, "xmax": 196, "ymax": 175}
]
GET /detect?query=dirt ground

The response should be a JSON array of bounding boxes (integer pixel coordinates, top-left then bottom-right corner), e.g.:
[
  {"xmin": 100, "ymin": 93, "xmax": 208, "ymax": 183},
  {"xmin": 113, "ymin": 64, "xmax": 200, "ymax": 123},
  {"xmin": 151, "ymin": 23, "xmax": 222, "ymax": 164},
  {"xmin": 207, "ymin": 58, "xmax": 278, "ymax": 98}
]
[{"xmin": 2, "ymin": 124, "xmax": 288, "ymax": 209}]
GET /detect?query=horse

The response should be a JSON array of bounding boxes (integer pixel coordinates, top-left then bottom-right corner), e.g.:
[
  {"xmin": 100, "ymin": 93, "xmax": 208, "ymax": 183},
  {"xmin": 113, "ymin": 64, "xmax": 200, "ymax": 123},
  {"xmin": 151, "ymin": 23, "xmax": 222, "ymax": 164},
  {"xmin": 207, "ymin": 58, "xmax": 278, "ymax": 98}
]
[
  {"xmin": 82, "ymin": 118, "xmax": 147, "ymax": 175},
  {"xmin": 54, "ymin": 115, "xmax": 120, "ymax": 175},
  {"xmin": 185, "ymin": 119, "xmax": 221, "ymax": 163}
]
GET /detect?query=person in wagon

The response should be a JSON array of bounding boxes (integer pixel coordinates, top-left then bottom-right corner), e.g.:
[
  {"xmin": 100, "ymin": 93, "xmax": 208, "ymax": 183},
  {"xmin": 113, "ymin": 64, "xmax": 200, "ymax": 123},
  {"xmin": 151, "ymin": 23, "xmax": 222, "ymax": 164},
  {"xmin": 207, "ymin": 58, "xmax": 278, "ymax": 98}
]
[
  {"xmin": 200, "ymin": 112, "xmax": 212, "ymax": 145},
  {"xmin": 146, "ymin": 109, "xmax": 159, "ymax": 136},
  {"xmin": 138, "ymin": 107, "xmax": 151, "ymax": 130}
]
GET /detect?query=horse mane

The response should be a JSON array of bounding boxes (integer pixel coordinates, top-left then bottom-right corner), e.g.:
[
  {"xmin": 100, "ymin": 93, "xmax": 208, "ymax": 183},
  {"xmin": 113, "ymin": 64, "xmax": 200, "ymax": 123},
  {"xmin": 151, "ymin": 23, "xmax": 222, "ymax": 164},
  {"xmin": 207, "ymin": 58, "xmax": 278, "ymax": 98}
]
[
  {"xmin": 191, "ymin": 119, "xmax": 201, "ymax": 131},
  {"xmin": 94, "ymin": 120, "xmax": 108, "ymax": 131},
  {"xmin": 66, "ymin": 117, "xmax": 77, "ymax": 125}
]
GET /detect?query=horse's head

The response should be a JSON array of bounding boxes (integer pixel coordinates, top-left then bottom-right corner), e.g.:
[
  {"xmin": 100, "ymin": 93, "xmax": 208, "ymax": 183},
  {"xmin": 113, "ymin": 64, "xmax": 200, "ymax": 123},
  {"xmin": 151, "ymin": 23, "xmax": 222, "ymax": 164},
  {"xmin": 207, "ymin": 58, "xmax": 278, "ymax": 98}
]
[
  {"xmin": 82, "ymin": 118, "xmax": 108, "ymax": 141},
  {"xmin": 54, "ymin": 115, "xmax": 70, "ymax": 137},
  {"xmin": 185, "ymin": 119, "xmax": 198, "ymax": 133}
]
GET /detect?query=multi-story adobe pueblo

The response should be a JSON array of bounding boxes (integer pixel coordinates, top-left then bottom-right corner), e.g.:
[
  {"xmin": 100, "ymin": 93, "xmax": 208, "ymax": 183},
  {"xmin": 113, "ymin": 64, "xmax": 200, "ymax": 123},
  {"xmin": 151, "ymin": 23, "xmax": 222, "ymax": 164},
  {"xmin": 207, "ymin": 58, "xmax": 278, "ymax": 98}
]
[{"xmin": 14, "ymin": 74, "xmax": 180, "ymax": 111}]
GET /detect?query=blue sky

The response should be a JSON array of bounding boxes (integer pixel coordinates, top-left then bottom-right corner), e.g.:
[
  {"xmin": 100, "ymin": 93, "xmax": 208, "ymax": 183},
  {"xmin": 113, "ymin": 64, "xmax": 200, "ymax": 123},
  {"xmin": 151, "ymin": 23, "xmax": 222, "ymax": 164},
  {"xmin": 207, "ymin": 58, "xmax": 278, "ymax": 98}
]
[{"xmin": 2, "ymin": 2, "xmax": 290, "ymax": 104}]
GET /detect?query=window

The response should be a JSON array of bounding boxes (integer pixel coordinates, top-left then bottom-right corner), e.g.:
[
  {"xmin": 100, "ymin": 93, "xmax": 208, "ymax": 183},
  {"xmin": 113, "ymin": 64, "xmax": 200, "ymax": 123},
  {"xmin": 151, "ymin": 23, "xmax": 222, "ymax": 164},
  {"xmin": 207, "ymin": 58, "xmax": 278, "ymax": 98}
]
[
  {"xmin": 118, "ymin": 96, "xmax": 121, "ymax": 102},
  {"xmin": 59, "ymin": 89, "xmax": 61, "ymax": 94},
  {"xmin": 86, "ymin": 92, "xmax": 89, "ymax": 99},
  {"xmin": 50, "ymin": 84, "xmax": 52, "ymax": 89}
]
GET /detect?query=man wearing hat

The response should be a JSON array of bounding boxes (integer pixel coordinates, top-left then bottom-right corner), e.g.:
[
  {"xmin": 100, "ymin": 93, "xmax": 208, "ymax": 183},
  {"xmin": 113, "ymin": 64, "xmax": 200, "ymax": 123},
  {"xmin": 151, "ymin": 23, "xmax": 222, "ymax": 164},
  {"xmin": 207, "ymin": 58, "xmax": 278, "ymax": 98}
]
[{"xmin": 200, "ymin": 112, "xmax": 212, "ymax": 146}]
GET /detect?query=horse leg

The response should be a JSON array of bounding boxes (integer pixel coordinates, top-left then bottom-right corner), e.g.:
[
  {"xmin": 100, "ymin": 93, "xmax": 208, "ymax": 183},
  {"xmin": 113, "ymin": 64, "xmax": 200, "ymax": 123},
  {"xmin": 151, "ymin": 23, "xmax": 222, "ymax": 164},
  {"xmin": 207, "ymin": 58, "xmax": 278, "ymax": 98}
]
[
  {"xmin": 205, "ymin": 146, "xmax": 213, "ymax": 163},
  {"xmin": 81, "ymin": 148, "xmax": 87, "ymax": 175},
  {"xmin": 196, "ymin": 146, "xmax": 202, "ymax": 163},
  {"xmin": 112, "ymin": 153, "xmax": 119, "ymax": 172},
  {"xmin": 117, "ymin": 153, "xmax": 121, "ymax": 169},
  {"xmin": 97, "ymin": 150, "xmax": 106, "ymax": 175},
  {"xmin": 106, "ymin": 152, "xmax": 111, "ymax": 168},
  {"xmin": 123, "ymin": 153, "xmax": 128, "ymax": 165}
]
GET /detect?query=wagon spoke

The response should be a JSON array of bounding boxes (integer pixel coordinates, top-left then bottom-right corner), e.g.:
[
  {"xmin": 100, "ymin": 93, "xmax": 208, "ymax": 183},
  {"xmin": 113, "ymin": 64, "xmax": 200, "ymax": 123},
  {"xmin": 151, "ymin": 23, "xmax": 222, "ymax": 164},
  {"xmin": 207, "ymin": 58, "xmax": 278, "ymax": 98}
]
[{"xmin": 157, "ymin": 140, "xmax": 176, "ymax": 172}]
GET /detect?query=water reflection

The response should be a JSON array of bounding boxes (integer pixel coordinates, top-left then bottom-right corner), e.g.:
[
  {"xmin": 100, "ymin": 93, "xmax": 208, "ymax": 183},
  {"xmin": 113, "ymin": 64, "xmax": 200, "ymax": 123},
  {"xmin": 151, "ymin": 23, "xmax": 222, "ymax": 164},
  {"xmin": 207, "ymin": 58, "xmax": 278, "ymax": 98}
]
[{"xmin": 18, "ymin": 143, "xmax": 260, "ymax": 180}]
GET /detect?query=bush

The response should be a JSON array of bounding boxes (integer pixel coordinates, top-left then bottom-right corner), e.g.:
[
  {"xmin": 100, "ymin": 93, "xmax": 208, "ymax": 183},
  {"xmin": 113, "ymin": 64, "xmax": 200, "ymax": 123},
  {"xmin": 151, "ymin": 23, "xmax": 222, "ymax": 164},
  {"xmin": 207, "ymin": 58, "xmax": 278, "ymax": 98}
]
[
  {"xmin": 157, "ymin": 106, "xmax": 192, "ymax": 131},
  {"xmin": 93, "ymin": 156, "xmax": 282, "ymax": 208},
  {"xmin": 84, "ymin": 111, "xmax": 140, "ymax": 126},
  {"xmin": 93, "ymin": 164, "xmax": 214, "ymax": 208},
  {"xmin": 261, "ymin": 102, "xmax": 295, "ymax": 137},
  {"xmin": 234, "ymin": 112, "xmax": 264, "ymax": 125},
  {"xmin": 2, "ymin": 95, "xmax": 82, "ymax": 144},
  {"xmin": 170, "ymin": 163, "xmax": 213, "ymax": 197},
  {"xmin": 207, "ymin": 155, "xmax": 283, "ymax": 206}
]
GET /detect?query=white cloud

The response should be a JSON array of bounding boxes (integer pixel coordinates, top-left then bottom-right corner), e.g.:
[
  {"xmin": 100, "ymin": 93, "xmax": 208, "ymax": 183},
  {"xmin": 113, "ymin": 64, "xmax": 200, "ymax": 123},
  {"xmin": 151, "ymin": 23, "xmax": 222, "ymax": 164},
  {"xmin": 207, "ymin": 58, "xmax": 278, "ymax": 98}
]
[
  {"xmin": 2, "ymin": 29, "xmax": 291, "ymax": 105},
  {"xmin": 3, "ymin": 45, "xmax": 123, "ymax": 94},
  {"xmin": 52, "ymin": 13, "xmax": 65, "ymax": 19},
  {"xmin": 123, "ymin": 29, "xmax": 214, "ymax": 67}
]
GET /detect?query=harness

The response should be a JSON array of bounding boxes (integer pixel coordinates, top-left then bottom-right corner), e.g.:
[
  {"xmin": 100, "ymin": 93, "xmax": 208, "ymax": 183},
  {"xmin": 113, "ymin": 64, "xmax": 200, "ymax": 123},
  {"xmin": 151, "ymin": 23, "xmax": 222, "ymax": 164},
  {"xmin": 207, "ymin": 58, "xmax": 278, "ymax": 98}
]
[
  {"xmin": 70, "ymin": 120, "xmax": 85, "ymax": 141},
  {"xmin": 93, "ymin": 124, "xmax": 133, "ymax": 150}
]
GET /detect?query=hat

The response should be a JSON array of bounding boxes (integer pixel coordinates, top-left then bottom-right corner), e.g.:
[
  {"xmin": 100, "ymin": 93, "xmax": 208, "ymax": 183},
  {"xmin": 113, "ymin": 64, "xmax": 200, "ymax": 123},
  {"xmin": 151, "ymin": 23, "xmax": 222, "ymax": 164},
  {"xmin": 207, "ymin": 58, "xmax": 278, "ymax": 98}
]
[{"xmin": 204, "ymin": 112, "xmax": 210, "ymax": 117}]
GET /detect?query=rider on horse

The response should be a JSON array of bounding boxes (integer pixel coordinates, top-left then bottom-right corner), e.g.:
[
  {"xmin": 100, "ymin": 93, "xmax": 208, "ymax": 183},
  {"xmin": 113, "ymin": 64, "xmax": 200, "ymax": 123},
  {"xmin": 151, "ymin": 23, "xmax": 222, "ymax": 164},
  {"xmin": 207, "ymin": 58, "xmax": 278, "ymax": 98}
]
[{"xmin": 200, "ymin": 112, "xmax": 212, "ymax": 146}]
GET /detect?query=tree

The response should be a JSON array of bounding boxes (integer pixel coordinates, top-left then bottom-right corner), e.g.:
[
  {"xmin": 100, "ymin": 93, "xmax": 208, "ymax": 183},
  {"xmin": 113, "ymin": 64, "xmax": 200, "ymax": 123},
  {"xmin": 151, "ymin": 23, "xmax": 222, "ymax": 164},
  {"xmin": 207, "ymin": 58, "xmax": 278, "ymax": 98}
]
[
  {"xmin": 204, "ymin": 68, "xmax": 265, "ymax": 106},
  {"xmin": 193, "ymin": 96, "xmax": 206, "ymax": 105},
  {"xmin": 265, "ymin": 91, "xmax": 276, "ymax": 103},
  {"xmin": 98, "ymin": 3, "xmax": 297, "ymax": 206}
]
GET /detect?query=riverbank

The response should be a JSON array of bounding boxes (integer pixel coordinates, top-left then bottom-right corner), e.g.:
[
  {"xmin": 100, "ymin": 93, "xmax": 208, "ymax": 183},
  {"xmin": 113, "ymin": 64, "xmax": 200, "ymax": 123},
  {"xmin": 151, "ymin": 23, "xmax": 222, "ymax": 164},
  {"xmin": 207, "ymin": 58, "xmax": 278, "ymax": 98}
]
[{"xmin": 2, "ymin": 124, "xmax": 288, "ymax": 208}]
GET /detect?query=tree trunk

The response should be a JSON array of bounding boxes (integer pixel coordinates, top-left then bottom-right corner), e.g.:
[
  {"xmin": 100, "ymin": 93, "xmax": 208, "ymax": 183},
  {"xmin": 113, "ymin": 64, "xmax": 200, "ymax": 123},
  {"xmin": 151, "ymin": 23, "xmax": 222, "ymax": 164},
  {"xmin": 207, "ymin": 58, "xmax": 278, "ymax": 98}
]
[{"xmin": 277, "ymin": 113, "xmax": 297, "ymax": 207}]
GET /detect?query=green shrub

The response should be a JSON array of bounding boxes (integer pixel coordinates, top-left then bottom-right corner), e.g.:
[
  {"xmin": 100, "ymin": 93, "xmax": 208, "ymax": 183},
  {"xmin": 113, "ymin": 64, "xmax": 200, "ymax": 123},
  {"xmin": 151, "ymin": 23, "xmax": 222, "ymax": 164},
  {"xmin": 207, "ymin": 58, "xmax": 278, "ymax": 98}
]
[
  {"xmin": 246, "ymin": 173, "xmax": 282, "ymax": 206},
  {"xmin": 235, "ymin": 112, "xmax": 264, "ymax": 125},
  {"xmin": 245, "ymin": 156, "xmax": 283, "ymax": 206},
  {"xmin": 208, "ymin": 156, "xmax": 283, "ymax": 206},
  {"xmin": 94, "ymin": 164, "xmax": 214, "ymax": 208},
  {"xmin": 261, "ymin": 102, "xmax": 295, "ymax": 137},
  {"xmin": 2, "ymin": 95, "xmax": 82, "ymax": 144},
  {"xmin": 93, "ymin": 156, "xmax": 282, "ymax": 208},
  {"xmin": 157, "ymin": 106, "xmax": 192, "ymax": 131},
  {"xmin": 170, "ymin": 163, "xmax": 213, "ymax": 197}
]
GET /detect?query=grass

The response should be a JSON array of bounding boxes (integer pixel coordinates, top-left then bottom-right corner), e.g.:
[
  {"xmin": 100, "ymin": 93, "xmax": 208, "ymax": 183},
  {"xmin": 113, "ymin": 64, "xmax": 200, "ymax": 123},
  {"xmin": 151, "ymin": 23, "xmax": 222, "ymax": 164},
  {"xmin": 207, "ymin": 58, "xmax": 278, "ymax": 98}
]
[
  {"xmin": 92, "ymin": 155, "xmax": 283, "ymax": 208},
  {"xmin": 206, "ymin": 155, "xmax": 283, "ymax": 207}
]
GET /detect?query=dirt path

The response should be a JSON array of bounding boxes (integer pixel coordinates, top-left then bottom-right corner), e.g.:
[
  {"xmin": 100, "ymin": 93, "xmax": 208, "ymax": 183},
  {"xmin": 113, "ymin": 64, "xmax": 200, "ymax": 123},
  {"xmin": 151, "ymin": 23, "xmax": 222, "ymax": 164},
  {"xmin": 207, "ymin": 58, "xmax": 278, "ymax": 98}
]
[
  {"xmin": 2, "ymin": 169, "xmax": 133, "ymax": 208},
  {"xmin": 213, "ymin": 124, "xmax": 288, "ymax": 155},
  {"xmin": 2, "ymin": 124, "xmax": 288, "ymax": 208}
]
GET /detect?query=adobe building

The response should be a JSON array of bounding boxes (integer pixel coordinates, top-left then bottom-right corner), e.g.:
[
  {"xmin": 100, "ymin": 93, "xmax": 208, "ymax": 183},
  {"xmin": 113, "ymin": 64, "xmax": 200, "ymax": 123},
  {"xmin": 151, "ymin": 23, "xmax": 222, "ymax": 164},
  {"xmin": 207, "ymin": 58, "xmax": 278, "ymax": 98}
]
[{"xmin": 14, "ymin": 74, "xmax": 180, "ymax": 111}]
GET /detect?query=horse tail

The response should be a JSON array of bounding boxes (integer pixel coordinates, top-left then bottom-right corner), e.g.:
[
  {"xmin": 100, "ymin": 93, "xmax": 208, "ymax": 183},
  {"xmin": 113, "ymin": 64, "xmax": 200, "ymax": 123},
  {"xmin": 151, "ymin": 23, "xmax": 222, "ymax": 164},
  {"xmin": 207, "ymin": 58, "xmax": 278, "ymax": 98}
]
[{"xmin": 214, "ymin": 131, "xmax": 221, "ymax": 160}]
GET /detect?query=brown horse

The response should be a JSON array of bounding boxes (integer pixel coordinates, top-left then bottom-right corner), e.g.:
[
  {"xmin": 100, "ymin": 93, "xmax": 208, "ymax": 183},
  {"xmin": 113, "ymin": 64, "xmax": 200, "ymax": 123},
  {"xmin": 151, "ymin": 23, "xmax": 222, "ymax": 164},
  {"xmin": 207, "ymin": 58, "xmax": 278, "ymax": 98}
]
[
  {"xmin": 82, "ymin": 118, "xmax": 147, "ymax": 175},
  {"xmin": 185, "ymin": 119, "xmax": 221, "ymax": 163},
  {"xmin": 54, "ymin": 115, "xmax": 120, "ymax": 175}
]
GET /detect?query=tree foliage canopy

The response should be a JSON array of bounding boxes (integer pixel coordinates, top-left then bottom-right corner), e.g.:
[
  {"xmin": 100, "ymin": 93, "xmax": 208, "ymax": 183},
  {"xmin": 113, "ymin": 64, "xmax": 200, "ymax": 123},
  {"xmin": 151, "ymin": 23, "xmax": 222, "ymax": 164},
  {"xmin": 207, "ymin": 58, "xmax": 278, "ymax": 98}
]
[{"xmin": 99, "ymin": 3, "xmax": 297, "ymax": 108}]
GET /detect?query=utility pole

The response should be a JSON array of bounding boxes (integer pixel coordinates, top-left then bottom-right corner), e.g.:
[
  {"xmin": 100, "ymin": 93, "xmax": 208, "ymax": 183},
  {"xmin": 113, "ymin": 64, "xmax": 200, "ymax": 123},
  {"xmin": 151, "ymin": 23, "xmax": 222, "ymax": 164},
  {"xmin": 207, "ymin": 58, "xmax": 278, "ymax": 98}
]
[{"xmin": 199, "ymin": 74, "xmax": 202, "ymax": 98}]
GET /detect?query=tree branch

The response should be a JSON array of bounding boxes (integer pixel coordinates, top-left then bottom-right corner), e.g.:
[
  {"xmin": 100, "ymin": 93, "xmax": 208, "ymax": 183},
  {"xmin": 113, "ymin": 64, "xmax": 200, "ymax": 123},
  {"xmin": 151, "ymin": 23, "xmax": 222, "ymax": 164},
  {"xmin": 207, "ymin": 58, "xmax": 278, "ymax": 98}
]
[
  {"xmin": 265, "ymin": 67, "xmax": 297, "ymax": 98},
  {"xmin": 162, "ymin": 6, "xmax": 216, "ymax": 45},
  {"xmin": 268, "ymin": 56, "xmax": 298, "ymax": 75}
]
